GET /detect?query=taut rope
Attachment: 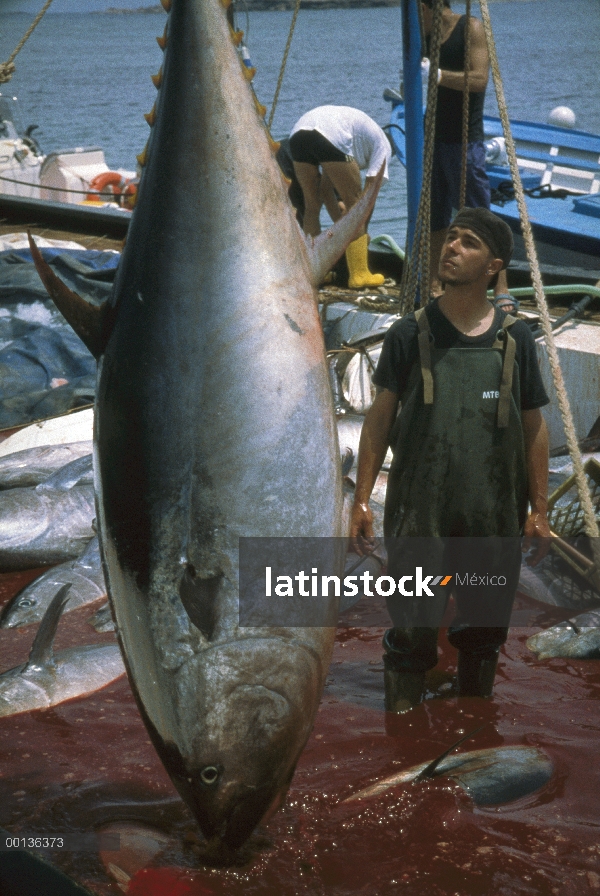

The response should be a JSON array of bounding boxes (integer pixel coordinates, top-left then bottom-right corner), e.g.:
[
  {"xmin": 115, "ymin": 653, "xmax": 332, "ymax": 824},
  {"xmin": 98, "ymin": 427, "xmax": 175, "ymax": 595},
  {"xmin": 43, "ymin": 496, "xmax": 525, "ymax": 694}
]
[
  {"xmin": 478, "ymin": 0, "xmax": 600, "ymax": 547},
  {"xmin": 267, "ymin": 0, "xmax": 302, "ymax": 130},
  {"xmin": 400, "ymin": 0, "xmax": 444, "ymax": 314},
  {"xmin": 0, "ymin": 0, "xmax": 55, "ymax": 85},
  {"xmin": 459, "ymin": 0, "xmax": 471, "ymax": 209}
]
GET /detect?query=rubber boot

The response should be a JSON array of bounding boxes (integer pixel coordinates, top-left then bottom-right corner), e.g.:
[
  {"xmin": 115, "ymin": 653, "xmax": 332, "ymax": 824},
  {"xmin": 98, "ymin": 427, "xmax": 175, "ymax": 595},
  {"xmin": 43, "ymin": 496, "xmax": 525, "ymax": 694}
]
[
  {"xmin": 345, "ymin": 234, "xmax": 385, "ymax": 289},
  {"xmin": 383, "ymin": 655, "xmax": 425, "ymax": 713},
  {"xmin": 457, "ymin": 649, "xmax": 500, "ymax": 698}
]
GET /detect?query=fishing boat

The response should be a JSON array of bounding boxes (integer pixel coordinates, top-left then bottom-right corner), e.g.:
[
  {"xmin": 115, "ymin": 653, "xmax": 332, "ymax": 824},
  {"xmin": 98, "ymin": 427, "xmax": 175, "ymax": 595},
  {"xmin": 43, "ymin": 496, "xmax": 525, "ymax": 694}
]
[
  {"xmin": 0, "ymin": 91, "xmax": 136, "ymax": 231},
  {"xmin": 386, "ymin": 98, "xmax": 600, "ymax": 281}
]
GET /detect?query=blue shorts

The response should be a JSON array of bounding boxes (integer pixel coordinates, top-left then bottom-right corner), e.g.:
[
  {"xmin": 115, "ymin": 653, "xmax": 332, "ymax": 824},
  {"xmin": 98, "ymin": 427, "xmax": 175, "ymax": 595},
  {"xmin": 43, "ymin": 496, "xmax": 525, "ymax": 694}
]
[{"xmin": 430, "ymin": 141, "xmax": 491, "ymax": 232}]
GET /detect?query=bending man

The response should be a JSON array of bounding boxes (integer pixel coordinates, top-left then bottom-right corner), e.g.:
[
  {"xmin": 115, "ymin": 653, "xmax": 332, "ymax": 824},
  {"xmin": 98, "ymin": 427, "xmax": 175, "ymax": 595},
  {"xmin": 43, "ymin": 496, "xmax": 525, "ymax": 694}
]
[
  {"xmin": 289, "ymin": 105, "xmax": 391, "ymax": 290},
  {"xmin": 350, "ymin": 208, "xmax": 550, "ymax": 712}
]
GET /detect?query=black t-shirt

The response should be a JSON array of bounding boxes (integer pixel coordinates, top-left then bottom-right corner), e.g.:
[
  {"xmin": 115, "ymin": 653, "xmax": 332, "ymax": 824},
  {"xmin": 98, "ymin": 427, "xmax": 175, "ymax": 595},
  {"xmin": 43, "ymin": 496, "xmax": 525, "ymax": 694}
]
[
  {"xmin": 373, "ymin": 301, "xmax": 550, "ymax": 410},
  {"xmin": 426, "ymin": 16, "xmax": 486, "ymax": 143}
]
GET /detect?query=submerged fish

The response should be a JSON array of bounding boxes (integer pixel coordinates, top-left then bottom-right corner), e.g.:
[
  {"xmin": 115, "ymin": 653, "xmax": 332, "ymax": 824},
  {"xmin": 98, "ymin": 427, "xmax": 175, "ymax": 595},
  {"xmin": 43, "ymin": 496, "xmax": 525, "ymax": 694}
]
[
  {"xmin": 0, "ymin": 585, "xmax": 125, "ymax": 717},
  {"xmin": 0, "ymin": 441, "xmax": 93, "ymax": 490},
  {"xmin": 0, "ymin": 536, "xmax": 105, "ymax": 629},
  {"xmin": 526, "ymin": 609, "xmax": 600, "ymax": 659},
  {"xmin": 30, "ymin": 0, "xmax": 381, "ymax": 849},
  {"xmin": 0, "ymin": 463, "xmax": 95, "ymax": 571},
  {"xmin": 344, "ymin": 744, "xmax": 553, "ymax": 807}
]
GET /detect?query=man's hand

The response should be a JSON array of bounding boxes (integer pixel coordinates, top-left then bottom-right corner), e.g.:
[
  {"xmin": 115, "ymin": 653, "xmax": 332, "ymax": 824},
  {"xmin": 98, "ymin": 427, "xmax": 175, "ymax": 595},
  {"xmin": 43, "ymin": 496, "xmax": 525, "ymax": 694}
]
[
  {"xmin": 350, "ymin": 501, "xmax": 375, "ymax": 556},
  {"xmin": 421, "ymin": 57, "xmax": 441, "ymax": 86},
  {"xmin": 522, "ymin": 510, "xmax": 551, "ymax": 567}
]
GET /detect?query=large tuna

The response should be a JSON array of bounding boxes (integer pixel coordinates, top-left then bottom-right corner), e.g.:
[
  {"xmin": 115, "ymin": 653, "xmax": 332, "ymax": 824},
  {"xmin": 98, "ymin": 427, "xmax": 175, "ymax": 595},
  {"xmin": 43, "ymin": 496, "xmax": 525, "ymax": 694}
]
[{"xmin": 30, "ymin": 0, "xmax": 382, "ymax": 850}]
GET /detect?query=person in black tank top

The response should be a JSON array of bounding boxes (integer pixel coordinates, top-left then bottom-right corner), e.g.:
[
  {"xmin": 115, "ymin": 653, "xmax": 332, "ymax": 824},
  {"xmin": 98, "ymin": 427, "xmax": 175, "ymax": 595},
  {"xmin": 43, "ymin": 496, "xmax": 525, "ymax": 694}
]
[{"xmin": 421, "ymin": 0, "xmax": 515, "ymax": 309}]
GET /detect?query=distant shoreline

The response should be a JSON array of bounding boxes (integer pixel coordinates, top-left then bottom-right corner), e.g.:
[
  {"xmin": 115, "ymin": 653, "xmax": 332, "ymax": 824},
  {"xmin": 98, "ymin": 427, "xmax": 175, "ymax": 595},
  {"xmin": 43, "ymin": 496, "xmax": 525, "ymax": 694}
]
[{"xmin": 97, "ymin": 1, "xmax": 401, "ymax": 11}]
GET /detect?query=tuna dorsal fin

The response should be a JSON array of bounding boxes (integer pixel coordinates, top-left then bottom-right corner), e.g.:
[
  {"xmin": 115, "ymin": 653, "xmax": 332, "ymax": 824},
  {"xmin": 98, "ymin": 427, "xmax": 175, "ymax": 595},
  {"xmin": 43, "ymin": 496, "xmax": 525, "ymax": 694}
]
[
  {"xmin": 415, "ymin": 725, "xmax": 487, "ymax": 781},
  {"xmin": 25, "ymin": 584, "xmax": 71, "ymax": 671},
  {"xmin": 304, "ymin": 163, "xmax": 385, "ymax": 287},
  {"xmin": 28, "ymin": 232, "xmax": 112, "ymax": 359}
]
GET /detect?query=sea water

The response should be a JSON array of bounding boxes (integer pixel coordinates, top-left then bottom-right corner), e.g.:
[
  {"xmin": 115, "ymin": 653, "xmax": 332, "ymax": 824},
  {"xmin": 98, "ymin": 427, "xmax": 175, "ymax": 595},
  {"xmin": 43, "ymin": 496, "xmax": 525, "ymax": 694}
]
[{"xmin": 0, "ymin": 0, "xmax": 598, "ymax": 243}]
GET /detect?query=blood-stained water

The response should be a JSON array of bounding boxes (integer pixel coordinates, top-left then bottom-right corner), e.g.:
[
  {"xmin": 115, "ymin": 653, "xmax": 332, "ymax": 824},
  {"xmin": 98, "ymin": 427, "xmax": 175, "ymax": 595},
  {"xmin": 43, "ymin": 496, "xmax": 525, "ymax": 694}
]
[{"xmin": 0, "ymin": 570, "xmax": 599, "ymax": 896}]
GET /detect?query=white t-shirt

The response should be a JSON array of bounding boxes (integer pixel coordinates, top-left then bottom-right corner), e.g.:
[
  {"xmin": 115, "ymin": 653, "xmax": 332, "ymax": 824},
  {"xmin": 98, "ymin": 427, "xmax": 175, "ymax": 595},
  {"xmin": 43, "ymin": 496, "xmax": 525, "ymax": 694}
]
[{"xmin": 290, "ymin": 106, "xmax": 391, "ymax": 180}]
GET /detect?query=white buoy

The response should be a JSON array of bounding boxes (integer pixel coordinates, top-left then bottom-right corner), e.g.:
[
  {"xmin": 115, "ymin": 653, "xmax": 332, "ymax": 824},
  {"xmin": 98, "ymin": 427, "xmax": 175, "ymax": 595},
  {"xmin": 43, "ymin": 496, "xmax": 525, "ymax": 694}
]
[{"xmin": 548, "ymin": 106, "xmax": 577, "ymax": 129}]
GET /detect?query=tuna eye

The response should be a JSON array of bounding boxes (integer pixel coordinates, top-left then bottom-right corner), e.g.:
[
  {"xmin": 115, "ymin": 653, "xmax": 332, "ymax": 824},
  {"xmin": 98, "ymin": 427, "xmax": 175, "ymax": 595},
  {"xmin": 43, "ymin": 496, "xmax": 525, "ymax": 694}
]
[
  {"xmin": 19, "ymin": 599, "xmax": 34, "ymax": 607},
  {"xmin": 199, "ymin": 766, "xmax": 220, "ymax": 786}
]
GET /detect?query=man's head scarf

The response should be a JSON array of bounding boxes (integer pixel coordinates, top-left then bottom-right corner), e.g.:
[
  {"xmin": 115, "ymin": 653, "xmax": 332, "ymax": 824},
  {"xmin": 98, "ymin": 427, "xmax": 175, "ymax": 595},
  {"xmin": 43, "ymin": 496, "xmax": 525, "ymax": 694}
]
[{"xmin": 451, "ymin": 208, "xmax": 514, "ymax": 269}]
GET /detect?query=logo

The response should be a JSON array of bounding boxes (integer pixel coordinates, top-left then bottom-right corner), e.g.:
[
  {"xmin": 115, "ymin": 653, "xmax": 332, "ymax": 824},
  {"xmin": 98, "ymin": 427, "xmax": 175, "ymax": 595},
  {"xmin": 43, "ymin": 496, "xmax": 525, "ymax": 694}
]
[{"xmin": 482, "ymin": 390, "xmax": 500, "ymax": 399}]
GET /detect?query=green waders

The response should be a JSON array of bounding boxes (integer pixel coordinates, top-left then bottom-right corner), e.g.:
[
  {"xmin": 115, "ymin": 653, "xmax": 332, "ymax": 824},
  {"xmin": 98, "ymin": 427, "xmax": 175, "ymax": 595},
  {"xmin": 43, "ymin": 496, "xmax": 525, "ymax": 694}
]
[{"xmin": 383, "ymin": 309, "xmax": 528, "ymax": 710}]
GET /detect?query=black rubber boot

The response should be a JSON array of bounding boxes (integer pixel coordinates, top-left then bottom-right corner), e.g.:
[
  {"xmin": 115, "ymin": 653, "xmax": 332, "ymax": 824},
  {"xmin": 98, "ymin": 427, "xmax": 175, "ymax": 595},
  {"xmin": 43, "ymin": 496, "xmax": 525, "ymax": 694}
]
[
  {"xmin": 383, "ymin": 657, "xmax": 425, "ymax": 713},
  {"xmin": 382, "ymin": 629, "xmax": 427, "ymax": 713},
  {"xmin": 457, "ymin": 649, "xmax": 500, "ymax": 698}
]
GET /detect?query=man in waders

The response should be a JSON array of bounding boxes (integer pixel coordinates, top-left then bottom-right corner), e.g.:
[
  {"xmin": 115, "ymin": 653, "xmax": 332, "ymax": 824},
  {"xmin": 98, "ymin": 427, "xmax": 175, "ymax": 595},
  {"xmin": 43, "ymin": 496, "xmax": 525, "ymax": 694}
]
[{"xmin": 349, "ymin": 208, "xmax": 551, "ymax": 712}]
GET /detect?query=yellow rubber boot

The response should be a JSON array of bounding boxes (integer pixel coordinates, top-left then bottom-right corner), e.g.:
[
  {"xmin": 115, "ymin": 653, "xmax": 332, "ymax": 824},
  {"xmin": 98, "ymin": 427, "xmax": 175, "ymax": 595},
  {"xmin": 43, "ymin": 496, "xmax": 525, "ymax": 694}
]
[{"xmin": 345, "ymin": 234, "xmax": 385, "ymax": 289}]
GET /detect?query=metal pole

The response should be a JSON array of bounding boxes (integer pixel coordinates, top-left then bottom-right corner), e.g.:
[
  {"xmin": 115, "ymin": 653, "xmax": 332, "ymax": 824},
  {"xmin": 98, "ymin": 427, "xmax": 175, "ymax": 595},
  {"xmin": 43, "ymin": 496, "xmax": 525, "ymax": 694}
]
[{"xmin": 401, "ymin": 0, "xmax": 424, "ymax": 257}]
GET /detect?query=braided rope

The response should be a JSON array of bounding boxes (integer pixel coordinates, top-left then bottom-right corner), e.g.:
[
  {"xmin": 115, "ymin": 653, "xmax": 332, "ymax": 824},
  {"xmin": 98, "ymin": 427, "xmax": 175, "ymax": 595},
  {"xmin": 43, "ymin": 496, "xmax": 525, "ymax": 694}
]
[
  {"xmin": 479, "ymin": 0, "xmax": 600, "ymax": 548},
  {"xmin": 400, "ymin": 0, "xmax": 444, "ymax": 315},
  {"xmin": 267, "ymin": 0, "xmax": 302, "ymax": 131},
  {"xmin": 0, "ymin": 0, "xmax": 55, "ymax": 84},
  {"xmin": 459, "ymin": 0, "xmax": 471, "ymax": 209}
]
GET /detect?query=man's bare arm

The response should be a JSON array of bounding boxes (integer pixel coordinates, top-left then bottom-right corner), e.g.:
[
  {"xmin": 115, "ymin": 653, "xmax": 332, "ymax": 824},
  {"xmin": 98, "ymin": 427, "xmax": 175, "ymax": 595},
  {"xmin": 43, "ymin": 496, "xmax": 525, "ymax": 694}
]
[
  {"xmin": 439, "ymin": 18, "xmax": 489, "ymax": 93},
  {"xmin": 521, "ymin": 407, "xmax": 551, "ymax": 565},
  {"xmin": 350, "ymin": 388, "xmax": 399, "ymax": 552}
]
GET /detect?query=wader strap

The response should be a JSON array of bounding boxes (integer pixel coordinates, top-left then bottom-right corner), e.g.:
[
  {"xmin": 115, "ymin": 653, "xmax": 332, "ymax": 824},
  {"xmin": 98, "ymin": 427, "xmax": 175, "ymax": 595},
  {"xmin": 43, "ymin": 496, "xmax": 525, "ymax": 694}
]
[
  {"xmin": 415, "ymin": 307, "xmax": 434, "ymax": 405},
  {"xmin": 494, "ymin": 314, "xmax": 518, "ymax": 428}
]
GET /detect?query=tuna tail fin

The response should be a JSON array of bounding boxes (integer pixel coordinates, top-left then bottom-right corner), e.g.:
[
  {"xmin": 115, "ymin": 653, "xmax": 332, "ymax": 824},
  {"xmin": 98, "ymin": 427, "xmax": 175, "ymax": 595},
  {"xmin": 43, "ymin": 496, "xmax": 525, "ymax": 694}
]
[
  {"xmin": 304, "ymin": 163, "xmax": 385, "ymax": 287},
  {"xmin": 24, "ymin": 584, "xmax": 71, "ymax": 671},
  {"xmin": 415, "ymin": 725, "xmax": 487, "ymax": 781},
  {"xmin": 28, "ymin": 232, "xmax": 113, "ymax": 359}
]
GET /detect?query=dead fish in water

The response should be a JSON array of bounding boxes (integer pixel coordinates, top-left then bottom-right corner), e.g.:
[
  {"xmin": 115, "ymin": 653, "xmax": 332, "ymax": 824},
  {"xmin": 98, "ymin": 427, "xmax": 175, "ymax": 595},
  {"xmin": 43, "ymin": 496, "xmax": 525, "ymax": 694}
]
[
  {"xmin": 0, "ymin": 441, "xmax": 93, "ymax": 490},
  {"xmin": 344, "ymin": 741, "xmax": 553, "ymax": 807},
  {"xmin": 0, "ymin": 464, "xmax": 95, "ymax": 571},
  {"xmin": 87, "ymin": 601, "xmax": 115, "ymax": 634},
  {"xmin": 526, "ymin": 609, "xmax": 600, "ymax": 659},
  {"xmin": 0, "ymin": 536, "xmax": 104, "ymax": 629},
  {"xmin": 29, "ymin": 0, "xmax": 382, "ymax": 850},
  {"xmin": 0, "ymin": 585, "xmax": 125, "ymax": 717}
]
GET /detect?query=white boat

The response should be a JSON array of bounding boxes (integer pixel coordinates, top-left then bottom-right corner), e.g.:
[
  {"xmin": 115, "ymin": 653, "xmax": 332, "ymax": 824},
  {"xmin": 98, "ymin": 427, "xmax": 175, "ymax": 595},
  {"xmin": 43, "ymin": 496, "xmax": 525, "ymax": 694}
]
[{"xmin": 0, "ymin": 92, "xmax": 136, "ymax": 209}]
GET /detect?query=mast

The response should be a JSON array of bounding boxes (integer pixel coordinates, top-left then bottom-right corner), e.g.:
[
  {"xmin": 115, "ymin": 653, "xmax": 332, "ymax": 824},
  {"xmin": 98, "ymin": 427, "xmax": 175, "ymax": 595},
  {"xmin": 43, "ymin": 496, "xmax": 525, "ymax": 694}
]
[{"xmin": 401, "ymin": 0, "xmax": 424, "ymax": 258}]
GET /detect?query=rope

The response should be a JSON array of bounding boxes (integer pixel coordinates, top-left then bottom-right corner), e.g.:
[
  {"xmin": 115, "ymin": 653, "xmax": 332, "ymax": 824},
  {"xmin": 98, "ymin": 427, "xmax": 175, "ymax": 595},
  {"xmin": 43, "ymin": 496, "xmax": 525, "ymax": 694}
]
[
  {"xmin": 267, "ymin": 0, "xmax": 302, "ymax": 131},
  {"xmin": 459, "ymin": 0, "xmax": 471, "ymax": 209},
  {"xmin": 400, "ymin": 0, "xmax": 444, "ymax": 315},
  {"xmin": 0, "ymin": 174, "xmax": 113, "ymax": 197},
  {"xmin": 478, "ymin": 0, "xmax": 600, "ymax": 552},
  {"xmin": 0, "ymin": 0, "xmax": 55, "ymax": 84}
]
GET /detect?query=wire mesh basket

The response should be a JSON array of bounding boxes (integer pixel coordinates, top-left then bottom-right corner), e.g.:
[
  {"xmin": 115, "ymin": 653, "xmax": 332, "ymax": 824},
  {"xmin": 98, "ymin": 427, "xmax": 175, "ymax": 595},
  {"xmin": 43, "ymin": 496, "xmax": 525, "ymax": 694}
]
[{"xmin": 547, "ymin": 457, "xmax": 600, "ymax": 592}]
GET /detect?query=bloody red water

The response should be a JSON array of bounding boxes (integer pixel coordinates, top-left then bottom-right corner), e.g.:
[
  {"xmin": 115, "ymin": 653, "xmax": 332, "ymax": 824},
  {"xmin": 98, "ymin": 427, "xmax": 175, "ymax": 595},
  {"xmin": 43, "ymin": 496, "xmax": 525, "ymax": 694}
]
[{"xmin": 0, "ymin": 574, "xmax": 599, "ymax": 896}]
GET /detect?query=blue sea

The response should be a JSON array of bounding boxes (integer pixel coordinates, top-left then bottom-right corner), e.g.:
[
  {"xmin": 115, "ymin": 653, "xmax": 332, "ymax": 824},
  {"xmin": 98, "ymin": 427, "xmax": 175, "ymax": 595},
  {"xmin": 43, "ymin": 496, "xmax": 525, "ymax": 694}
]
[{"xmin": 0, "ymin": 0, "xmax": 598, "ymax": 243}]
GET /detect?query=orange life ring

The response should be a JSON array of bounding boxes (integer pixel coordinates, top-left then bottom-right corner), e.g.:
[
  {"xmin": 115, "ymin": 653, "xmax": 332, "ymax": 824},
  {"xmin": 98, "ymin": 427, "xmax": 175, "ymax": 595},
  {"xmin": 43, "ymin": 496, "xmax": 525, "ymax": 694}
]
[{"xmin": 85, "ymin": 171, "xmax": 125, "ymax": 203}]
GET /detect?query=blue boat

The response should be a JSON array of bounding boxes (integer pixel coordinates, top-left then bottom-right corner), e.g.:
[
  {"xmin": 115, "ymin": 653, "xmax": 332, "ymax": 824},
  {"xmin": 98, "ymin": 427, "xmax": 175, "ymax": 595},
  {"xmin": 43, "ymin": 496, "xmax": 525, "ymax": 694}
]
[{"xmin": 386, "ymin": 98, "xmax": 600, "ymax": 281}]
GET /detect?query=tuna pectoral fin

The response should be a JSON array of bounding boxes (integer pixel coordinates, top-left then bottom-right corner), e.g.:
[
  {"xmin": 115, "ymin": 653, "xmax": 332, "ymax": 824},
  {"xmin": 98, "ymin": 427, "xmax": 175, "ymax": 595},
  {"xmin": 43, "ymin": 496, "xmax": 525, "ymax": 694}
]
[
  {"xmin": 304, "ymin": 163, "xmax": 385, "ymax": 287},
  {"xmin": 179, "ymin": 566, "xmax": 220, "ymax": 640},
  {"xmin": 25, "ymin": 583, "xmax": 71, "ymax": 670},
  {"xmin": 28, "ymin": 232, "xmax": 112, "ymax": 359}
]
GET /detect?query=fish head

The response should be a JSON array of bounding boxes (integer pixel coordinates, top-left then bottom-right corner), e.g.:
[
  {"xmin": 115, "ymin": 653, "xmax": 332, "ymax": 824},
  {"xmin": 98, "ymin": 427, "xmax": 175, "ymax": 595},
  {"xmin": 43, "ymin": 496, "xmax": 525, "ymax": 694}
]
[{"xmin": 140, "ymin": 636, "xmax": 325, "ymax": 849}]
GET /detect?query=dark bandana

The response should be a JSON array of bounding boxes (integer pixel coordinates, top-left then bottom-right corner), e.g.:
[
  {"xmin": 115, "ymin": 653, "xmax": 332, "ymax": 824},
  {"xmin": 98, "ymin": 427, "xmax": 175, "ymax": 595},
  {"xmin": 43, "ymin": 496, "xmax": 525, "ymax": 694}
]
[{"xmin": 451, "ymin": 207, "xmax": 514, "ymax": 269}]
